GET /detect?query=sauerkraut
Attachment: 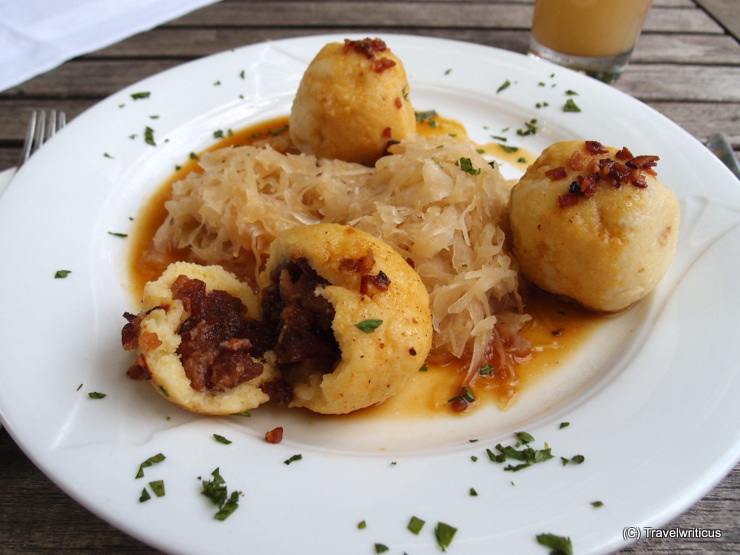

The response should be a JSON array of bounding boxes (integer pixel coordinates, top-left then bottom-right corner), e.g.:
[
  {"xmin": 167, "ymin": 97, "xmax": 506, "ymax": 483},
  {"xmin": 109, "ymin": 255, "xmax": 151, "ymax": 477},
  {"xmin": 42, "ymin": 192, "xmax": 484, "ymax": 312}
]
[{"xmin": 151, "ymin": 136, "xmax": 529, "ymax": 383}]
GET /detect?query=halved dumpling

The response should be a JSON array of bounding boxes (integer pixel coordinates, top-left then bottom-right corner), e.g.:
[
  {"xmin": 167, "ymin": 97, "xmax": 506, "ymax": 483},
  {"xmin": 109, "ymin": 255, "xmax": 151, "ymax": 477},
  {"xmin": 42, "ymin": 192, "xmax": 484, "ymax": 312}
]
[
  {"xmin": 122, "ymin": 261, "xmax": 279, "ymax": 415},
  {"xmin": 260, "ymin": 223, "xmax": 433, "ymax": 414}
]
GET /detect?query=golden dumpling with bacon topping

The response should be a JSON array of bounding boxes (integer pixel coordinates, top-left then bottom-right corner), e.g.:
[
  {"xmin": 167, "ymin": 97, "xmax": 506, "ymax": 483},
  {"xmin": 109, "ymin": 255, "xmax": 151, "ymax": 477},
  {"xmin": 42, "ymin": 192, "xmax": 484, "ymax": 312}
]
[
  {"xmin": 290, "ymin": 38, "xmax": 416, "ymax": 166},
  {"xmin": 259, "ymin": 223, "xmax": 433, "ymax": 414},
  {"xmin": 122, "ymin": 262, "xmax": 279, "ymax": 415},
  {"xmin": 509, "ymin": 140, "xmax": 680, "ymax": 312}
]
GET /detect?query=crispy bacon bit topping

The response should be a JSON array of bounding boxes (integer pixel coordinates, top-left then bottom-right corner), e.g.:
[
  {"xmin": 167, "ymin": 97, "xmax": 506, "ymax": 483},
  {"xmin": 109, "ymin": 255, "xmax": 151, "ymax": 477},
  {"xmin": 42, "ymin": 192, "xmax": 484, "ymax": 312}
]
[
  {"xmin": 545, "ymin": 166, "xmax": 568, "ymax": 181},
  {"xmin": 360, "ymin": 270, "xmax": 391, "ymax": 296},
  {"xmin": 127, "ymin": 354, "xmax": 152, "ymax": 380},
  {"xmin": 585, "ymin": 140, "xmax": 609, "ymax": 155},
  {"xmin": 382, "ymin": 126, "xmax": 392, "ymax": 138},
  {"xmin": 558, "ymin": 193, "xmax": 581, "ymax": 208},
  {"xmin": 371, "ymin": 57, "xmax": 397, "ymax": 73},
  {"xmin": 343, "ymin": 38, "xmax": 396, "ymax": 73},
  {"xmin": 344, "ymin": 38, "xmax": 388, "ymax": 58},
  {"xmin": 394, "ymin": 97, "xmax": 403, "ymax": 109},
  {"xmin": 615, "ymin": 146, "xmax": 634, "ymax": 160},
  {"xmin": 626, "ymin": 155, "xmax": 660, "ymax": 170},
  {"xmin": 632, "ymin": 176, "xmax": 648, "ymax": 188},
  {"xmin": 265, "ymin": 426, "xmax": 284, "ymax": 444},
  {"xmin": 557, "ymin": 141, "xmax": 660, "ymax": 208},
  {"xmin": 566, "ymin": 150, "xmax": 586, "ymax": 171},
  {"xmin": 339, "ymin": 249, "xmax": 376, "ymax": 274}
]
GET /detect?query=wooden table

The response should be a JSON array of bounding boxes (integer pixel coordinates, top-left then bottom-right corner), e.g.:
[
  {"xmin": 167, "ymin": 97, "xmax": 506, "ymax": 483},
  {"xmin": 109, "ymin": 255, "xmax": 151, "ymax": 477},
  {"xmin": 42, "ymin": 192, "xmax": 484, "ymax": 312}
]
[{"xmin": 1, "ymin": 1, "xmax": 738, "ymax": 553}]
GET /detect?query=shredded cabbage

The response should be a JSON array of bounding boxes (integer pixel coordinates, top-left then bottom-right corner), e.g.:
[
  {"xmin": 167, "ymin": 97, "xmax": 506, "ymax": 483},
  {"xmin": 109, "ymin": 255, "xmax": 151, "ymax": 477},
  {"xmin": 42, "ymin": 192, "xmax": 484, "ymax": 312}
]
[{"xmin": 152, "ymin": 136, "xmax": 529, "ymax": 379}]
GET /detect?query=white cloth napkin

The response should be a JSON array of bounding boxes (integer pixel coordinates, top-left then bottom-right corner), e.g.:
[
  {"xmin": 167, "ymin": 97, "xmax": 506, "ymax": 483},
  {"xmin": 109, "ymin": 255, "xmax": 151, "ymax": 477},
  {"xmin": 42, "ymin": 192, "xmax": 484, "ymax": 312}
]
[{"xmin": 0, "ymin": 0, "xmax": 220, "ymax": 93}]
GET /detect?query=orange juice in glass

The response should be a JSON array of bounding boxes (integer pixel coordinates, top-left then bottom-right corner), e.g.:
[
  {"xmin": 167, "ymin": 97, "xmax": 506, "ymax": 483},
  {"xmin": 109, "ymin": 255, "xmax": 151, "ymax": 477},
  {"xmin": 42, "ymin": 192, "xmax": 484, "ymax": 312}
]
[{"xmin": 529, "ymin": 0, "xmax": 652, "ymax": 83}]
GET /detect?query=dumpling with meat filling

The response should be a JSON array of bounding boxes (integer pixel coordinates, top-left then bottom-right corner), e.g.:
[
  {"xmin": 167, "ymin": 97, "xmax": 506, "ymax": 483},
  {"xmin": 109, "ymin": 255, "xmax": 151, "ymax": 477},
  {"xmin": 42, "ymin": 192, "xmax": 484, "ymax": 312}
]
[
  {"xmin": 260, "ymin": 223, "xmax": 433, "ymax": 414},
  {"xmin": 122, "ymin": 262, "xmax": 279, "ymax": 415},
  {"xmin": 290, "ymin": 38, "xmax": 416, "ymax": 166},
  {"xmin": 509, "ymin": 140, "xmax": 680, "ymax": 312}
]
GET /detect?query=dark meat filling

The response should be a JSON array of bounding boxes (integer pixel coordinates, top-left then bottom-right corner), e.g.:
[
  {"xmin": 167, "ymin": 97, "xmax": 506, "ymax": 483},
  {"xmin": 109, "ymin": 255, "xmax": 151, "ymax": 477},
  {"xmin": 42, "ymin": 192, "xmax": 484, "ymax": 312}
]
[
  {"xmin": 170, "ymin": 275, "xmax": 276, "ymax": 392},
  {"xmin": 126, "ymin": 274, "xmax": 274, "ymax": 393},
  {"xmin": 262, "ymin": 257, "xmax": 340, "ymax": 375}
]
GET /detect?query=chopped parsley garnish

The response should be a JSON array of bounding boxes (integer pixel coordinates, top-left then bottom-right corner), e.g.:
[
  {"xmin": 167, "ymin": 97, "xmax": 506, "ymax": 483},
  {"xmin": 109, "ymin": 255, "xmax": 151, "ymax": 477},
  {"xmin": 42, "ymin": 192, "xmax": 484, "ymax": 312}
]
[
  {"xmin": 358, "ymin": 520, "xmax": 367, "ymax": 529},
  {"xmin": 103, "ymin": 152, "xmax": 114, "ymax": 158},
  {"xmin": 213, "ymin": 434, "xmax": 232, "ymax": 445},
  {"xmin": 565, "ymin": 89, "xmax": 579, "ymax": 96},
  {"xmin": 200, "ymin": 467, "xmax": 241, "ymax": 520},
  {"xmin": 136, "ymin": 453, "xmax": 166, "ymax": 479},
  {"xmin": 107, "ymin": 231, "xmax": 127, "ymax": 238},
  {"xmin": 469, "ymin": 487, "xmax": 478, "ymax": 496},
  {"xmin": 407, "ymin": 516, "xmax": 425, "ymax": 535},
  {"xmin": 563, "ymin": 99, "xmax": 581, "ymax": 112},
  {"xmin": 517, "ymin": 119, "xmax": 539, "ymax": 136},
  {"xmin": 559, "ymin": 422, "xmax": 570, "ymax": 429},
  {"xmin": 232, "ymin": 411, "xmax": 252, "ymax": 417},
  {"xmin": 213, "ymin": 129, "xmax": 225, "ymax": 139},
  {"xmin": 499, "ymin": 144, "xmax": 519, "ymax": 153},
  {"xmin": 419, "ymin": 364, "xmax": 429, "ymax": 372},
  {"xmin": 415, "ymin": 110, "xmax": 437, "ymax": 122},
  {"xmin": 592, "ymin": 500, "xmax": 604, "ymax": 508},
  {"xmin": 434, "ymin": 522, "xmax": 458, "ymax": 552},
  {"xmin": 517, "ymin": 157, "xmax": 527, "ymax": 163},
  {"xmin": 54, "ymin": 270, "xmax": 72, "ymax": 279},
  {"xmin": 355, "ymin": 319, "xmax": 383, "ymax": 333},
  {"xmin": 536, "ymin": 532, "xmax": 573, "ymax": 555},
  {"xmin": 149, "ymin": 480, "xmax": 165, "ymax": 497},
  {"xmin": 139, "ymin": 488, "xmax": 151, "ymax": 502},
  {"xmin": 496, "ymin": 79, "xmax": 511, "ymax": 93},
  {"xmin": 144, "ymin": 126, "xmax": 156, "ymax": 146},
  {"xmin": 88, "ymin": 392, "xmax": 106, "ymax": 399},
  {"xmin": 487, "ymin": 433, "xmax": 553, "ymax": 471},
  {"xmin": 515, "ymin": 431, "xmax": 535, "ymax": 444},
  {"xmin": 284, "ymin": 454, "xmax": 303, "ymax": 465},
  {"xmin": 561, "ymin": 454, "xmax": 585, "ymax": 466},
  {"xmin": 455, "ymin": 157, "xmax": 481, "ymax": 175},
  {"xmin": 448, "ymin": 386, "xmax": 475, "ymax": 404},
  {"xmin": 374, "ymin": 544, "xmax": 389, "ymax": 554},
  {"xmin": 131, "ymin": 91, "xmax": 151, "ymax": 100}
]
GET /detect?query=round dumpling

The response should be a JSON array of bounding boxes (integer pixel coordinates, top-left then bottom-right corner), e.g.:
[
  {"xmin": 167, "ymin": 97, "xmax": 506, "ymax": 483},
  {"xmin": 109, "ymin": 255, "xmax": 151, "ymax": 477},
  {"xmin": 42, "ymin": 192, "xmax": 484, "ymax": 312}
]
[
  {"xmin": 259, "ymin": 223, "xmax": 433, "ymax": 414},
  {"xmin": 509, "ymin": 140, "xmax": 680, "ymax": 312},
  {"xmin": 290, "ymin": 38, "xmax": 416, "ymax": 166},
  {"xmin": 122, "ymin": 261, "xmax": 279, "ymax": 415}
]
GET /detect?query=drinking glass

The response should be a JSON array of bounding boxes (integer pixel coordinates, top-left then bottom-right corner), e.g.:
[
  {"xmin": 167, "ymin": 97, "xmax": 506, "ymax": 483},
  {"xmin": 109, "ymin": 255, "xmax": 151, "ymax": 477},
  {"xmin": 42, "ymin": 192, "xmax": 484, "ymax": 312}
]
[{"xmin": 528, "ymin": 0, "xmax": 652, "ymax": 84}]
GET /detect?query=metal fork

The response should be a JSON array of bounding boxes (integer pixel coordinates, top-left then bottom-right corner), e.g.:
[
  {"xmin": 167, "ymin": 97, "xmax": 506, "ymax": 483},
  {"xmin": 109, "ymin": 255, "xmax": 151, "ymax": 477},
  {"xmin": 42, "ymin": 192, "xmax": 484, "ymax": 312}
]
[{"xmin": 17, "ymin": 109, "xmax": 67, "ymax": 167}]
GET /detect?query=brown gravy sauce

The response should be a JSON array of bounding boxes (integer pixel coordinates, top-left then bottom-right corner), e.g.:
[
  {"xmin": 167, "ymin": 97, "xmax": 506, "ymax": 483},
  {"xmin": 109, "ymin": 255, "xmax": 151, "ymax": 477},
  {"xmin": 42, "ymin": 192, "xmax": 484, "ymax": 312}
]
[{"xmin": 128, "ymin": 115, "xmax": 604, "ymax": 417}]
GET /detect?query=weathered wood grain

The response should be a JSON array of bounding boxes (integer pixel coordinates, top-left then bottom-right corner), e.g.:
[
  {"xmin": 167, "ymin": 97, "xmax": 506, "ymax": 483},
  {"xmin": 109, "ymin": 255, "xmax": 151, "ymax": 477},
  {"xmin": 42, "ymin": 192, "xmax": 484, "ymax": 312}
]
[{"xmin": 166, "ymin": 2, "xmax": 723, "ymax": 34}]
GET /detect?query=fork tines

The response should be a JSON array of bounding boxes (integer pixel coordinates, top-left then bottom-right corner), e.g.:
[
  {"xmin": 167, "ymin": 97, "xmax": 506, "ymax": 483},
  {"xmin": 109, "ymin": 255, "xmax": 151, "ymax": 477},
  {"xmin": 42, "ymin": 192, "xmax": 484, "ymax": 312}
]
[{"xmin": 18, "ymin": 109, "xmax": 67, "ymax": 167}]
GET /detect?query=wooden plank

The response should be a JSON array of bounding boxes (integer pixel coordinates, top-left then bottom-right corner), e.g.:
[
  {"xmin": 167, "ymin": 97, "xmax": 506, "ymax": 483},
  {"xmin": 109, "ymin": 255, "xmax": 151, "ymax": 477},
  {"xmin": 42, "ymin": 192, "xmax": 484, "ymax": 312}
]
[
  {"xmin": 86, "ymin": 26, "xmax": 740, "ymax": 65},
  {"xmin": 633, "ymin": 32, "xmax": 740, "ymax": 63},
  {"xmin": 1, "ymin": 60, "xmax": 182, "ymax": 99},
  {"xmin": 694, "ymin": 0, "xmax": 740, "ymax": 41},
  {"xmin": 645, "ymin": 101, "xmax": 740, "ymax": 146},
  {"xmin": 616, "ymin": 64, "xmax": 740, "ymax": 102},
  {"xmin": 167, "ymin": 2, "xmax": 723, "ymax": 34}
]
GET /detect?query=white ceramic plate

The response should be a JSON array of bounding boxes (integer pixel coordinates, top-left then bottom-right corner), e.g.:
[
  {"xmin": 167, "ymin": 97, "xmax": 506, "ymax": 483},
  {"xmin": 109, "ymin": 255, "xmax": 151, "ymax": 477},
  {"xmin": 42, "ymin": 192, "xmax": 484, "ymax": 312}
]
[{"xmin": 1, "ymin": 35, "xmax": 739, "ymax": 555}]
